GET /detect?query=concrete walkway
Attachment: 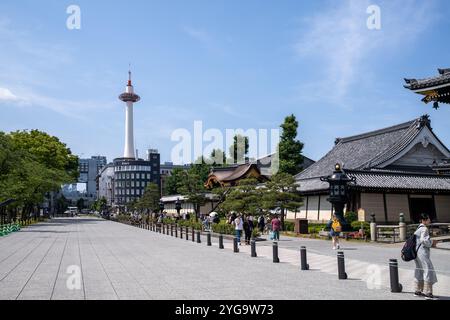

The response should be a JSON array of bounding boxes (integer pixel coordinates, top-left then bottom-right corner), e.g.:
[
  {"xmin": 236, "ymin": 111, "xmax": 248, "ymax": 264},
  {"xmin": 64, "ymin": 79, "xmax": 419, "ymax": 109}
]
[{"xmin": 0, "ymin": 217, "xmax": 446, "ymax": 300}]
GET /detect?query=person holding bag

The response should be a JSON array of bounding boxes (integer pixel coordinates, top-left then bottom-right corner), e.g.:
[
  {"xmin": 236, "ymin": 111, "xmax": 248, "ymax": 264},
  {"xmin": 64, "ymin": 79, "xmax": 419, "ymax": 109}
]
[
  {"xmin": 413, "ymin": 213, "xmax": 438, "ymax": 299},
  {"xmin": 327, "ymin": 213, "xmax": 342, "ymax": 250}
]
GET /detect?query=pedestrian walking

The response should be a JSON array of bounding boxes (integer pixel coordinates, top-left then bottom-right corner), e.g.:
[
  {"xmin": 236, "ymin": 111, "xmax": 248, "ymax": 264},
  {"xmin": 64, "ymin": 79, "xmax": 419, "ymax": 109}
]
[
  {"xmin": 234, "ymin": 215, "xmax": 243, "ymax": 245},
  {"xmin": 413, "ymin": 213, "xmax": 438, "ymax": 299},
  {"xmin": 327, "ymin": 213, "xmax": 342, "ymax": 250},
  {"xmin": 258, "ymin": 215, "xmax": 265, "ymax": 234},
  {"xmin": 271, "ymin": 215, "xmax": 281, "ymax": 241},
  {"xmin": 243, "ymin": 216, "xmax": 253, "ymax": 245}
]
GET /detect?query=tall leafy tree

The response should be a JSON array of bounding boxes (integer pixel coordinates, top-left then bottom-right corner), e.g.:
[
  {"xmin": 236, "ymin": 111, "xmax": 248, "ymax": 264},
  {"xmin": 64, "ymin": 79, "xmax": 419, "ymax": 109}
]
[
  {"xmin": 0, "ymin": 130, "xmax": 79, "ymax": 221},
  {"xmin": 179, "ymin": 170, "xmax": 208, "ymax": 220},
  {"xmin": 164, "ymin": 167, "xmax": 186, "ymax": 195},
  {"xmin": 137, "ymin": 183, "xmax": 160, "ymax": 213},
  {"xmin": 228, "ymin": 134, "xmax": 249, "ymax": 165},
  {"xmin": 278, "ymin": 115, "xmax": 304, "ymax": 175},
  {"xmin": 261, "ymin": 173, "xmax": 303, "ymax": 230}
]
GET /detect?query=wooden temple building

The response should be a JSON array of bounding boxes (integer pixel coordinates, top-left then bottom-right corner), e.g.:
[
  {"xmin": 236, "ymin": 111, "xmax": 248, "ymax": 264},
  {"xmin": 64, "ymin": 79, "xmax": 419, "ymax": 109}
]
[
  {"xmin": 404, "ymin": 68, "xmax": 450, "ymax": 109},
  {"xmin": 295, "ymin": 115, "xmax": 450, "ymax": 223}
]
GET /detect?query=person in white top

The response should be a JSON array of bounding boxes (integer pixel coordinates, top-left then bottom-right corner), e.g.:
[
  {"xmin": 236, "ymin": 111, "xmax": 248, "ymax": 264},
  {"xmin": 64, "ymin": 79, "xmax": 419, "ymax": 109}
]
[
  {"xmin": 234, "ymin": 215, "xmax": 243, "ymax": 245},
  {"xmin": 413, "ymin": 213, "xmax": 438, "ymax": 300}
]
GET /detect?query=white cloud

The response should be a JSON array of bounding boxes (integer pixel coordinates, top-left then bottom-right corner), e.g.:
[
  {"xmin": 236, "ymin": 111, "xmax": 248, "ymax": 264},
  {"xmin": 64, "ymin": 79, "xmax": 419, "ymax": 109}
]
[
  {"xmin": 293, "ymin": 0, "xmax": 437, "ymax": 104},
  {"xmin": 0, "ymin": 87, "xmax": 19, "ymax": 102}
]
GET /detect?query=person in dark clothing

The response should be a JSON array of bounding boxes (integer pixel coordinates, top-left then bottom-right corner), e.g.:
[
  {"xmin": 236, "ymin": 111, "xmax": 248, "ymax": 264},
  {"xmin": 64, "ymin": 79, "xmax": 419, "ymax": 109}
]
[
  {"xmin": 243, "ymin": 216, "xmax": 253, "ymax": 245},
  {"xmin": 258, "ymin": 215, "xmax": 265, "ymax": 234}
]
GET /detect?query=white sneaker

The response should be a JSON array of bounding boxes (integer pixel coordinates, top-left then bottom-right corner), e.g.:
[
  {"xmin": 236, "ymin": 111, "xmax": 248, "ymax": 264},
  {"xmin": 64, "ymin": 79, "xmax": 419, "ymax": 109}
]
[{"xmin": 332, "ymin": 246, "xmax": 336, "ymax": 250}]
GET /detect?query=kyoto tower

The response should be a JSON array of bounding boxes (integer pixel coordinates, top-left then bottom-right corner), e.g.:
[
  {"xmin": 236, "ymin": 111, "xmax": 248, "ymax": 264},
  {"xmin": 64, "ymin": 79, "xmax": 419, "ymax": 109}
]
[{"xmin": 119, "ymin": 71, "xmax": 140, "ymax": 159}]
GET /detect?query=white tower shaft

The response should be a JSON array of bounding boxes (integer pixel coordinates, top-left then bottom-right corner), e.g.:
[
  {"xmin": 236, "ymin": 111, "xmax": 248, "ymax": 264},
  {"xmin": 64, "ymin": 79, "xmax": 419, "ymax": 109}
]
[
  {"xmin": 124, "ymin": 100, "xmax": 135, "ymax": 158},
  {"xmin": 119, "ymin": 71, "xmax": 140, "ymax": 159}
]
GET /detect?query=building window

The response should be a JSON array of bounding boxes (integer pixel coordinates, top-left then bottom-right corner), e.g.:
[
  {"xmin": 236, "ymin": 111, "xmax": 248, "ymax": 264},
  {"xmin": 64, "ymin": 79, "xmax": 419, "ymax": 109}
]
[
  {"xmin": 131, "ymin": 181, "xmax": 135, "ymax": 187},
  {"xmin": 146, "ymin": 173, "xmax": 150, "ymax": 179}
]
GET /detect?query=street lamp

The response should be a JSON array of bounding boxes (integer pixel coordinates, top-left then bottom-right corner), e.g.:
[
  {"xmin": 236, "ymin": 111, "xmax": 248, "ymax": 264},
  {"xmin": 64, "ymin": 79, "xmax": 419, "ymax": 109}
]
[{"xmin": 320, "ymin": 163, "xmax": 356, "ymax": 231}]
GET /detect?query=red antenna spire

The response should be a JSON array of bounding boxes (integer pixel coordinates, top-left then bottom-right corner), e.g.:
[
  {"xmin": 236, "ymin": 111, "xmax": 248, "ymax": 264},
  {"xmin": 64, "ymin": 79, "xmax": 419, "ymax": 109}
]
[{"xmin": 128, "ymin": 68, "xmax": 132, "ymax": 86}]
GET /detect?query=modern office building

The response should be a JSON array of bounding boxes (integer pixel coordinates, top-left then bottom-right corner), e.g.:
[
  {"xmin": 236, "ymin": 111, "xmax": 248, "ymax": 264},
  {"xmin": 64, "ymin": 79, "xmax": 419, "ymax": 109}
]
[
  {"xmin": 97, "ymin": 163, "xmax": 115, "ymax": 206},
  {"xmin": 113, "ymin": 150, "xmax": 160, "ymax": 206},
  {"xmin": 62, "ymin": 155, "xmax": 107, "ymax": 206}
]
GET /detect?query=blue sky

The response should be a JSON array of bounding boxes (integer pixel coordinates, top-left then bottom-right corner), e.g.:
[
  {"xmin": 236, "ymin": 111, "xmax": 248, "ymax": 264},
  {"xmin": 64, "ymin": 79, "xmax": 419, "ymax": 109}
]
[{"xmin": 1, "ymin": 0, "xmax": 450, "ymax": 164}]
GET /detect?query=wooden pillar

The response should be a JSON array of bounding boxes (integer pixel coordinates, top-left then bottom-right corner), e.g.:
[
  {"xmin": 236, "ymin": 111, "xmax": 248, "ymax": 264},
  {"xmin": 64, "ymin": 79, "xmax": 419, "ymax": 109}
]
[{"xmin": 383, "ymin": 193, "xmax": 388, "ymax": 223}]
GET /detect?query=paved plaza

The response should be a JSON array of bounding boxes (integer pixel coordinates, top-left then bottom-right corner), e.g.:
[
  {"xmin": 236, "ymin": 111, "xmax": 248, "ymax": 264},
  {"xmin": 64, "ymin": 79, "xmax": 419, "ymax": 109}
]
[{"xmin": 0, "ymin": 217, "xmax": 449, "ymax": 300}]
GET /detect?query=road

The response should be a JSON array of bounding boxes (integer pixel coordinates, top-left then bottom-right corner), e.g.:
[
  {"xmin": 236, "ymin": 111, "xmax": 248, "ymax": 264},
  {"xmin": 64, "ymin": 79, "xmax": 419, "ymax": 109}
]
[{"xmin": 0, "ymin": 217, "xmax": 448, "ymax": 300}]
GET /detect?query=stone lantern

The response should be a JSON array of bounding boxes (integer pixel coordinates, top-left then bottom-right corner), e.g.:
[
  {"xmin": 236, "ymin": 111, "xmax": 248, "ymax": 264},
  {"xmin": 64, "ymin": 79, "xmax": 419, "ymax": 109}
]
[{"xmin": 320, "ymin": 163, "xmax": 356, "ymax": 231}]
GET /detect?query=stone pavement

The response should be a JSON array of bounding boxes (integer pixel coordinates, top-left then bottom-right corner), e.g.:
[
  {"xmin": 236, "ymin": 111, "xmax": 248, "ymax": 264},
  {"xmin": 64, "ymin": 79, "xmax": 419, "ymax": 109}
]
[{"xmin": 0, "ymin": 217, "xmax": 446, "ymax": 300}]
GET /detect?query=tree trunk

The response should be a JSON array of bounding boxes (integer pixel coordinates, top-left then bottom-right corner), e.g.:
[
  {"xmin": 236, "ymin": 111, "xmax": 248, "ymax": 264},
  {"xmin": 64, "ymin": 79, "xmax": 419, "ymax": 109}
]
[{"xmin": 280, "ymin": 207, "xmax": 285, "ymax": 231}]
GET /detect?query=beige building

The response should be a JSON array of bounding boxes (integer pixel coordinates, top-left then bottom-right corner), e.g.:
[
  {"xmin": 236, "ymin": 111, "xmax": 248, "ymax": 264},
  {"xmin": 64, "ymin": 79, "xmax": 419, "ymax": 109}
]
[{"xmin": 295, "ymin": 115, "xmax": 450, "ymax": 223}]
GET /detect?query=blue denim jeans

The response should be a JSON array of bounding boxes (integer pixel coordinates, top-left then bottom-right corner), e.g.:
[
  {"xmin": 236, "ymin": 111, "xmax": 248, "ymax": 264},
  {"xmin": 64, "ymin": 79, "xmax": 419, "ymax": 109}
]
[
  {"xmin": 273, "ymin": 230, "xmax": 280, "ymax": 241},
  {"xmin": 235, "ymin": 230, "xmax": 242, "ymax": 243}
]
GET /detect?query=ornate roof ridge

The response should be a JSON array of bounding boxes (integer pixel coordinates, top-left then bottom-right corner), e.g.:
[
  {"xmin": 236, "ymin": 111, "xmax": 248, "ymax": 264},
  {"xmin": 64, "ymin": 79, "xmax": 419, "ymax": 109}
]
[{"xmin": 337, "ymin": 117, "xmax": 421, "ymax": 144}]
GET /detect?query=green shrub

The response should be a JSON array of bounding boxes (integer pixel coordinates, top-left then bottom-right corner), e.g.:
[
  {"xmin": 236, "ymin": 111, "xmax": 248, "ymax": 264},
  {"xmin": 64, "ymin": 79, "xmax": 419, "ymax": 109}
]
[
  {"xmin": 284, "ymin": 221, "xmax": 295, "ymax": 232},
  {"xmin": 252, "ymin": 228, "xmax": 261, "ymax": 238},
  {"xmin": 212, "ymin": 221, "xmax": 235, "ymax": 235},
  {"xmin": 345, "ymin": 211, "xmax": 358, "ymax": 224},
  {"xmin": 351, "ymin": 221, "xmax": 370, "ymax": 234},
  {"xmin": 177, "ymin": 219, "xmax": 203, "ymax": 230},
  {"xmin": 308, "ymin": 223, "xmax": 327, "ymax": 234}
]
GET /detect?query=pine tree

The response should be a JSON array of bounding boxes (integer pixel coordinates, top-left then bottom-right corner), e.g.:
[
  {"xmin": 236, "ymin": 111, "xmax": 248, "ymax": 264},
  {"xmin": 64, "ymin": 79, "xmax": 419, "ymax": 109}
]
[{"xmin": 278, "ymin": 114, "xmax": 304, "ymax": 175}]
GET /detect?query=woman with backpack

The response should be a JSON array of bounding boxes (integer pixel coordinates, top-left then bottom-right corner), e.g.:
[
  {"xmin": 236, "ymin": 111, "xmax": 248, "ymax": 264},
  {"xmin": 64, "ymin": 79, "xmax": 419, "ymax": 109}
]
[
  {"xmin": 413, "ymin": 213, "xmax": 438, "ymax": 299},
  {"xmin": 327, "ymin": 213, "xmax": 342, "ymax": 250}
]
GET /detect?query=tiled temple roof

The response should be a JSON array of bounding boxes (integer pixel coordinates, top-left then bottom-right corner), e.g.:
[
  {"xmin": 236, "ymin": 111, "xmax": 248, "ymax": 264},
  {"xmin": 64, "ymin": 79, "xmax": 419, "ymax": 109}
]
[
  {"xmin": 296, "ymin": 115, "xmax": 450, "ymax": 193},
  {"xmin": 404, "ymin": 68, "xmax": 450, "ymax": 91}
]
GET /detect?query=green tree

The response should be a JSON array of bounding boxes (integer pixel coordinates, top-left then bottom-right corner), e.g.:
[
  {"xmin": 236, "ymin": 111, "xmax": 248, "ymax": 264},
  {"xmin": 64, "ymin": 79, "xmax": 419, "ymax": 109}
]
[
  {"xmin": 209, "ymin": 149, "xmax": 227, "ymax": 167},
  {"xmin": 164, "ymin": 167, "xmax": 186, "ymax": 195},
  {"xmin": 0, "ymin": 130, "xmax": 79, "ymax": 221},
  {"xmin": 136, "ymin": 183, "xmax": 160, "ymax": 213},
  {"xmin": 261, "ymin": 173, "xmax": 303, "ymax": 230},
  {"xmin": 76, "ymin": 198, "xmax": 85, "ymax": 211},
  {"xmin": 228, "ymin": 134, "xmax": 249, "ymax": 165},
  {"xmin": 10, "ymin": 129, "xmax": 79, "ymax": 181},
  {"xmin": 278, "ymin": 114, "xmax": 304, "ymax": 175},
  {"xmin": 218, "ymin": 178, "xmax": 261, "ymax": 217},
  {"xmin": 179, "ymin": 171, "xmax": 208, "ymax": 221}
]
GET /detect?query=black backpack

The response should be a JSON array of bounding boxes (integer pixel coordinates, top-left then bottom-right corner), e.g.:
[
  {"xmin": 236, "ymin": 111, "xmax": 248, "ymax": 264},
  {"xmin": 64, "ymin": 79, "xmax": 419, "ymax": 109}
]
[{"xmin": 401, "ymin": 227, "xmax": 422, "ymax": 262}]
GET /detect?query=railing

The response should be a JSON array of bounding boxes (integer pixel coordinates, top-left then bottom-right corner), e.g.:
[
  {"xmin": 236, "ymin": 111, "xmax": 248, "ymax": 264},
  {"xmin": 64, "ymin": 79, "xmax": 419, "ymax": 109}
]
[
  {"xmin": 376, "ymin": 225, "xmax": 401, "ymax": 243},
  {"xmin": 407, "ymin": 223, "xmax": 450, "ymax": 238}
]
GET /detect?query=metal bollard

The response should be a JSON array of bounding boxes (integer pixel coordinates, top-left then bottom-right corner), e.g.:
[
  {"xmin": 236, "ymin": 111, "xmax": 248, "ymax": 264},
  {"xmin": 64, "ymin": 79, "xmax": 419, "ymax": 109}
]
[
  {"xmin": 219, "ymin": 234, "xmax": 224, "ymax": 249},
  {"xmin": 180, "ymin": 226, "xmax": 183, "ymax": 239},
  {"xmin": 207, "ymin": 232, "xmax": 212, "ymax": 246},
  {"xmin": 389, "ymin": 259, "xmax": 403, "ymax": 293},
  {"xmin": 185, "ymin": 227, "xmax": 189, "ymax": 240},
  {"xmin": 300, "ymin": 246, "xmax": 309, "ymax": 270},
  {"xmin": 175, "ymin": 225, "xmax": 178, "ymax": 238},
  {"xmin": 191, "ymin": 228, "xmax": 195, "ymax": 242},
  {"xmin": 251, "ymin": 239, "xmax": 257, "ymax": 257},
  {"xmin": 171, "ymin": 225, "xmax": 173, "ymax": 237},
  {"xmin": 197, "ymin": 231, "xmax": 201, "ymax": 243},
  {"xmin": 233, "ymin": 237, "xmax": 239, "ymax": 253},
  {"xmin": 337, "ymin": 251, "xmax": 347, "ymax": 280},
  {"xmin": 273, "ymin": 242, "xmax": 280, "ymax": 263}
]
